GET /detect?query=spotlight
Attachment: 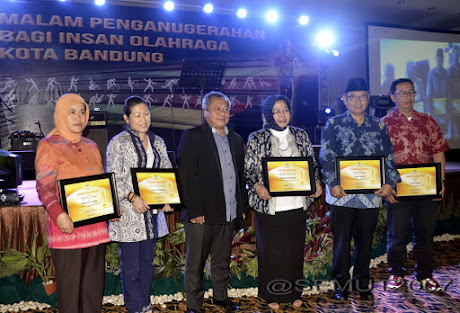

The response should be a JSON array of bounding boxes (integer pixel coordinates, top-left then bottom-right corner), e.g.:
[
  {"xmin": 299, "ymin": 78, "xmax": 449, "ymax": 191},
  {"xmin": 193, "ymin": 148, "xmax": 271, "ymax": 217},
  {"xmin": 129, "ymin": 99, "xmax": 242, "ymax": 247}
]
[
  {"xmin": 59, "ymin": 0, "xmax": 67, "ymax": 2},
  {"xmin": 163, "ymin": 0, "xmax": 175, "ymax": 11},
  {"xmin": 298, "ymin": 15, "xmax": 309, "ymax": 26},
  {"xmin": 236, "ymin": 8, "xmax": 247, "ymax": 18},
  {"xmin": 203, "ymin": 3, "xmax": 214, "ymax": 14},
  {"xmin": 265, "ymin": 10, "xmax": 279, "ymax": 23},
  {"xmin": 319, "ymin": 106, "xmax": 335, "ymax": 125},
  {"xmin": 332, "ymin": 49, "xmax": 340, "ymax": 57},
  {"xmin": 94, "ymin": 0, "xmax": 105, "ymax": 5},
  {"xmin": 314, "ymin": 29, "xmax": 335, "ymax": 49}
]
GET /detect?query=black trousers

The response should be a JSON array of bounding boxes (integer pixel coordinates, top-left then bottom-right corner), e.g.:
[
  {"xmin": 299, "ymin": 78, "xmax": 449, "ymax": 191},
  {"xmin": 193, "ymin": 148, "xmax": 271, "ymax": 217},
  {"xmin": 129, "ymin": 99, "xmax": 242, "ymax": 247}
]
[
  {"xmin": 330, "ymin": 205, "xmax": 379, "ymax": 290},
  {"xmin": 184, "ymin": 221, "xmax": 234, "ymax": 310},
  {"xmin": 51, "ymin": 244, "xmax": 106, "ymax": 313},
  {"xmin": 386, "ymin": 199, "xmax": 437, "ymax": 280}
]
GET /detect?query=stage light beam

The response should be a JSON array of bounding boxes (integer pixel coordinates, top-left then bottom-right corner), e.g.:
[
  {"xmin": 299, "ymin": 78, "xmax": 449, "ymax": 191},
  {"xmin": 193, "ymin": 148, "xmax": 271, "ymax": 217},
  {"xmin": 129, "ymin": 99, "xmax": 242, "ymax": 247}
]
[
  {"xmin": 236, "ymin": 8, "xmax": 247, "ymax": 18},
  {"xmin": 94, "ymin": 0, "xmax": 105, "ymax": 6},
  {"xmin": 203, "ymin": 3, "xmax": 214, "ymax": 14},
  {"xmin": 163, "ymin": 1, "xmax": 175, "ymax": 11}
]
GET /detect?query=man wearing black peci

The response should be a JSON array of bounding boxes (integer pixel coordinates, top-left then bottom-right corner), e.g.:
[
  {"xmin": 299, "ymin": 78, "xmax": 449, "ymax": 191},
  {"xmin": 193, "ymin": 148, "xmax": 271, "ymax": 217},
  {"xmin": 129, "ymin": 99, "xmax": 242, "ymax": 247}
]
[
  {"xmin": 320, "ymin": 78, "xmax": 400, "ymax": 301},
  {"xmin": 177, "ymin": 91, "xmax": 248, "ymax": 313}
]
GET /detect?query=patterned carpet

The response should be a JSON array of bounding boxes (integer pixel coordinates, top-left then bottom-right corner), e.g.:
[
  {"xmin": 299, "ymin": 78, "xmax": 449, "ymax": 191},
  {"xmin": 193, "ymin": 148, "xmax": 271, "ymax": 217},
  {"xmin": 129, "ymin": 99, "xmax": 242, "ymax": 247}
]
[{"xmin": 9, "ymin": 238, "xmax": 460, "ymax": 313}]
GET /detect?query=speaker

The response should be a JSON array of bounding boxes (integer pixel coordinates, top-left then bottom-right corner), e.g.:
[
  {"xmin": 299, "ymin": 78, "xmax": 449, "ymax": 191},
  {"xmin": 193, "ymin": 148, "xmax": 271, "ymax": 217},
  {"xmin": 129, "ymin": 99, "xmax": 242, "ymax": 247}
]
[
  {"xmin": 9, "ymin": 150, "xmax": 35, "ymax": 181},
  {"xmin": 10, "ymin": 130, "xmax": 43, "ymax": 151},
  {"xmin": 84, "ymin": 128, "xmax": 108, "ymax": 161},
  {"xmin": 83, "ymin": 111, "xmax": 108, "ymax": 166}
]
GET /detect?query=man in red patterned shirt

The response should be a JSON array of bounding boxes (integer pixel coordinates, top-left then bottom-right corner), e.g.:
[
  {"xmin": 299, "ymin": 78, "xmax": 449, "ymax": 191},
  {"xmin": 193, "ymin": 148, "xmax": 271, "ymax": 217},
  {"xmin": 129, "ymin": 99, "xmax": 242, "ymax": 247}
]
[{"xmin": 382, "ymin": 78, "xmax": 449, "ymax": 292}]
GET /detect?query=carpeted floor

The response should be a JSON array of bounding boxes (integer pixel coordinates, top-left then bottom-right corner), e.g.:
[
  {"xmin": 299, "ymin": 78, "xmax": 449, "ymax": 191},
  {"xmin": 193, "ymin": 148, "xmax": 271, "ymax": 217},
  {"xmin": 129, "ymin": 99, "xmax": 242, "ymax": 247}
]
[{"xmin": 11, "ymin": 238, "xmax": 460, "ymax": 312}]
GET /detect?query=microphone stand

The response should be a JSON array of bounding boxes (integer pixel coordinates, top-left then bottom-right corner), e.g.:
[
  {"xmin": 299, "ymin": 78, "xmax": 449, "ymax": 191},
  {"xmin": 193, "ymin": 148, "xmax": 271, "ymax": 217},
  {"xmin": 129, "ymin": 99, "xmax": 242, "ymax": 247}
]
[
  {"xmin": 0, "ymin": 95, "xmax": 14, "ymax": 123},
  {"xmin": 0, "ymin": 96, "xmax": 13, "ymax": 113},
  {"xmin": 35, "ymin": 121, "xmax": 45, "ymax": 137}
]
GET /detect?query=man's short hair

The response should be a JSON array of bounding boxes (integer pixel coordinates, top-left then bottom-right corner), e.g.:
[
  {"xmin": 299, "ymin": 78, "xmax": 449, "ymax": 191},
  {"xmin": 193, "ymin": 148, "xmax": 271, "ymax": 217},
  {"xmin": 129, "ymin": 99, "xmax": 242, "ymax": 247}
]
[
  {"xmin": 202, "ymin": 91, "xmax": 231, "ymax": 111},
  {"xmin": 390, "ymin": 78, "xmax": 414, "ymax": 95}
]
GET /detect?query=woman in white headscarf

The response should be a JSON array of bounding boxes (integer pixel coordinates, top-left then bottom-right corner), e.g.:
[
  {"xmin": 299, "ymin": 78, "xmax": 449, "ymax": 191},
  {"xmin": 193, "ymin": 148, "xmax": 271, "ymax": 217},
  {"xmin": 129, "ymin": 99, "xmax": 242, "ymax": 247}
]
[{"xmin": 244, "ymin": 95, "xmax": 322, "ymax": 310}]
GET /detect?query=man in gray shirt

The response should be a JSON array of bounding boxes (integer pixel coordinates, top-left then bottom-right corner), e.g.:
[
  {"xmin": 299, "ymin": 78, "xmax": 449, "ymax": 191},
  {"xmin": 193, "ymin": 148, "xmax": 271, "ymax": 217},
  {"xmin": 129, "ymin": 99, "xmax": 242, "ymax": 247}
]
[{"xmin": 178, "ymin": 91, "xmax": 248, "ymax": 313}]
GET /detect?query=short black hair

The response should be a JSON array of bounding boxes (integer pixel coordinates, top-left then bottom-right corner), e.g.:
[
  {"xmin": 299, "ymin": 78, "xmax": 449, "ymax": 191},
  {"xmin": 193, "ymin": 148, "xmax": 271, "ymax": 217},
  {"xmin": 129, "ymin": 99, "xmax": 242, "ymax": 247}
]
[{"xmin": 389, "ymin": 78, "xmax": 414, "ymax": 95}]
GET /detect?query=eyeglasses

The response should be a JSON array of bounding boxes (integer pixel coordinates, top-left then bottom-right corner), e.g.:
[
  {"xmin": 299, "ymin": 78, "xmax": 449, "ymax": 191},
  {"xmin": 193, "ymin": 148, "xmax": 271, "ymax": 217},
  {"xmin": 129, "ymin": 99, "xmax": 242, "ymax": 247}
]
[
  {"xmin": 395, "ymin": 90, "xmax": 417, "ymax": 98},
  {"xmin": 272, "ymin": 109, "xmax": 291, "ymax": 116},
  {"xmin": 345, "ymin": 94, "xmax": 369, "ymax": 102}
]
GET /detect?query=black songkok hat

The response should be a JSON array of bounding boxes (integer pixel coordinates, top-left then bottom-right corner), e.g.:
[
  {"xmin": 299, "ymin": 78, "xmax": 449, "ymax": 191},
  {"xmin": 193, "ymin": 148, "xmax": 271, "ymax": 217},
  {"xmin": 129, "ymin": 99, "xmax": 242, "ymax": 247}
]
[
  {"xmin": 344, "ymin": 78, "xmax": 369, "ymax": 93},
  {"xmin": 262, "ymin": 94, "xmax": 291, "ymax": 131}
]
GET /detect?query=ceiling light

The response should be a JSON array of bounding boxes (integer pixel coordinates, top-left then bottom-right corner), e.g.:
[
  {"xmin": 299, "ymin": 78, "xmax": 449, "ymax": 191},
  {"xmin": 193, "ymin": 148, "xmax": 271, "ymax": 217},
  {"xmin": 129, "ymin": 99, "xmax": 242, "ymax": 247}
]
[
  {"xmin": 163, "ymin": 1, "xmax": 175, "ymax": 11},
  {"xmin": 203, "ymin": 3, "xmax": 214, "ymax": 14},
  {"xmin": 298, "ymin": 15, "xmax": 309, "ymax": 26},
  {"xmin": 265, "ymin": 10, "xmax": 279, "ymax": 23},
  {"xmin": 236, "ymin": 8, "xmax": 247, "ymax": 19}
]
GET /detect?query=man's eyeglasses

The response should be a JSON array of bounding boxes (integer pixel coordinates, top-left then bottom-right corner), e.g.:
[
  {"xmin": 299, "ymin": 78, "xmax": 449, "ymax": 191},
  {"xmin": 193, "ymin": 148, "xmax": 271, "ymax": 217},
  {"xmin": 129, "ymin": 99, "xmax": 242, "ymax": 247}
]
[
  {"xmin": 395, "ymin": 90, "xmax": 417, "ymax": 98},
  {"xmin": 344, "ymin": 94, "xmax": 369, "ymax": 102},
  {"xmin": 272, "ymin": 109, "xmax": 291, "ymax": 116}
]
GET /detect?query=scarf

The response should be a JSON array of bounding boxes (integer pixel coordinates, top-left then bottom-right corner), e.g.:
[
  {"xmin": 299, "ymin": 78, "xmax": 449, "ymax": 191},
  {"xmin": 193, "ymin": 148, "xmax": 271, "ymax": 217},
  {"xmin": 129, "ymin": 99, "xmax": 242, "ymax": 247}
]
[
  {"xmin": 262, "ymin": 94, "xmax": 291, "ymax": 131},
  {"xmin": 48, "ymin": 93, "xmax": 89, "ymax": 143},
  {"xmin": 125, "ymin": 125, "xmax": 160, "ymax": 169}
]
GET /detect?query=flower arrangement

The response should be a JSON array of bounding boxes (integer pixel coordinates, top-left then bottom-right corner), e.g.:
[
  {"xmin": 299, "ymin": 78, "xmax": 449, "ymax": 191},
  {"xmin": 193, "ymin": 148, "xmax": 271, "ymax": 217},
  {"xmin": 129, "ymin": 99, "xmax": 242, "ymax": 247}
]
[
  {"xmin": 437, "ymin": 193, "xmax": 460, "ymax": 222},
  {"xmin": 229, "ymin": 227, "xmax": 258, "ymax": 279},
  {"xmin": 303, "ymin": 202, "xmax": 333, "ymax": 278},
  {"xmin": 154, "ymin": 222, "xmax": 186, "ymax": 279}
]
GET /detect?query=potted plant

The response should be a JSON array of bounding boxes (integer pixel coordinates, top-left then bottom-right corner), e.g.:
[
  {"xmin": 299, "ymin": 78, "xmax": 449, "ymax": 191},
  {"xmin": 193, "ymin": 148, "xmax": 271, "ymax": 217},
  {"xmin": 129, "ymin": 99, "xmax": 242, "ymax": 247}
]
[{"xmin": 0, "ymin": 233, "xmax": 55, "ymax": 295}]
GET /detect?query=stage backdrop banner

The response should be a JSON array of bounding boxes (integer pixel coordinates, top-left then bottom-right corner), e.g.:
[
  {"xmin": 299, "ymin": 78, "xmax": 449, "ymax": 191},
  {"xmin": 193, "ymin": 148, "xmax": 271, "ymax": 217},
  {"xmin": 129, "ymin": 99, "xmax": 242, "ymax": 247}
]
[{"xmin": 0, "ymin": 2, "xmax": 318, "ymax": 152}]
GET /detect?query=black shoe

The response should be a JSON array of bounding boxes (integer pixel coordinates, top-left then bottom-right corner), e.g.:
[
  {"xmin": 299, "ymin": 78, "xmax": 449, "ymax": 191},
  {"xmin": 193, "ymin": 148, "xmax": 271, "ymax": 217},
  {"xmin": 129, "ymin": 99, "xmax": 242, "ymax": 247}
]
[
  {"xmin": 333, "ymin": 288, "xmax": 349, "ymax": 301},
  {"xmin": 213, "ymin": 298, "xmax": 240, "ymax": 312},
  {"xmin": 359, "ymin": 291, "xmax": 374, "ymax": 301},
  {"xmin": 186, "ymin": 307, "xmax": 204, "ymax": 313}
]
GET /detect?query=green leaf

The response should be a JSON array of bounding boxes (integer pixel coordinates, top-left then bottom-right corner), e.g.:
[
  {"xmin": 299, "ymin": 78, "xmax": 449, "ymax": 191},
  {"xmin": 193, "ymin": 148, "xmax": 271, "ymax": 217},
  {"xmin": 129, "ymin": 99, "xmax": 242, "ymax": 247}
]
[
  {"xmin": 0, "ymin": 254, "xmax": 27, "ymax": 263},
  {"xmin": 30, "ymin": 232, "xmax": 39, "ymax": 260},
  {"xmin": 36, "ymin": 246, "xmax": 45, "ymax": 264}
]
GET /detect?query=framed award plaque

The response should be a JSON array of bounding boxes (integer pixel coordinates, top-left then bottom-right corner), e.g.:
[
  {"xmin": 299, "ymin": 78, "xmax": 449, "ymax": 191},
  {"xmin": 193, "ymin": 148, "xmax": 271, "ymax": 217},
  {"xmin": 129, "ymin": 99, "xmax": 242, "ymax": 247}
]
[
  {"xmin": 58, "ymin": 173, "xmax": 120, "ymax": 228},
  {"xmin": 131, "ymin": 168, "xmax": 183, "ymax": 211},
  {"xmin": 336, "ymin": 156, "xmax": 385, "ymax": 194},
  {"xmin": 262, "ymin": 157, "xmax": 316, "ymax": 197},
  {"xmin": 395, "ymin": 163, "xmax": 441, "ymax": 200}
]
